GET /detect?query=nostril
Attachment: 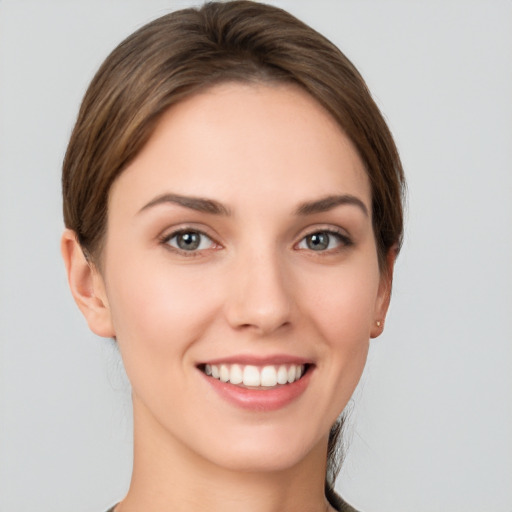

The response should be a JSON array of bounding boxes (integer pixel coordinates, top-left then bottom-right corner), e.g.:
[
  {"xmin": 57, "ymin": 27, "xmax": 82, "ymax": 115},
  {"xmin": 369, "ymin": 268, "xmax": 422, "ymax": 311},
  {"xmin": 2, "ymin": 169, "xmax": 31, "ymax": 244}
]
[
  {"xmin": 233, "ymin": 319, "xmax": 292, "ymax": 336},
  {"xmin": 223, "ymin": 266, "xmax": 293, "ymax": 334}
]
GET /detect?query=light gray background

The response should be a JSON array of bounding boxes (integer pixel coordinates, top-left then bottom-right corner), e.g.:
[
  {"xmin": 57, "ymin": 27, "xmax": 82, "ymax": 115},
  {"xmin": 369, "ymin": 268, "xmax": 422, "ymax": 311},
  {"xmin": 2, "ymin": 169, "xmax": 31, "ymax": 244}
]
[{"xmin": 1, "ymin": 1, "xmax": 511, "ymax": 511}]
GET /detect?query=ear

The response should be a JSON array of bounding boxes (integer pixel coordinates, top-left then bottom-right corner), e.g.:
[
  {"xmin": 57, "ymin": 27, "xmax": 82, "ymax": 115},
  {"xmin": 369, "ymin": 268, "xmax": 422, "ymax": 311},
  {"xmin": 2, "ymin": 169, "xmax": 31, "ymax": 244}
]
[
  {"xmin": 370, "ymin": 246, "xmax": 398, "ymax": 339},
  {"xmin": 61, "ymin": 229, "xmax": 115, "ymax": 338}
]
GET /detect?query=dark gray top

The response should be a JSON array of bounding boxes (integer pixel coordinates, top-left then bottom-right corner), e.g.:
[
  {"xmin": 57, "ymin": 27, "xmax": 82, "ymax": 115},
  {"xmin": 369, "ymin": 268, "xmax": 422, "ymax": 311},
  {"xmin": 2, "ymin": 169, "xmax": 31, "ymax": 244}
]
[{"xmin": 105, "ymin": 492, "xmax": 359, "ymax": 512}]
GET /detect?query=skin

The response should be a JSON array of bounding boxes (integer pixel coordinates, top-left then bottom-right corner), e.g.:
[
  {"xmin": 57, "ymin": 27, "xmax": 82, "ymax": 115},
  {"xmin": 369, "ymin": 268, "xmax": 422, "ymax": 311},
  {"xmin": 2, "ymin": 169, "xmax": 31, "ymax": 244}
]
[{"xmin": 62, "ymin": 83, "xmax": 393, "ymax": 512}]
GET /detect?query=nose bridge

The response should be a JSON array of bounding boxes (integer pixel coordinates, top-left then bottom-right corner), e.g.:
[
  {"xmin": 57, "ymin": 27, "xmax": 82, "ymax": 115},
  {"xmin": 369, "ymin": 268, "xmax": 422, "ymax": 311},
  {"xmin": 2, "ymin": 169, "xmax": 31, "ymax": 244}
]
[{"xmin": 225, "ymin": 241, "xmax": 293, "ymax": 335}]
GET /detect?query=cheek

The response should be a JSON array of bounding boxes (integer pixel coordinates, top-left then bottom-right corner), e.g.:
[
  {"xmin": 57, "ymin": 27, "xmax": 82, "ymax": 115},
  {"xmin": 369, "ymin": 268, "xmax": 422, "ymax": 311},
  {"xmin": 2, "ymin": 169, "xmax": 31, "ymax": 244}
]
[
  {"xmin": 104, "ymin": 260, "xmax": 227, "ymax": 419},
  {"xmin": 304, "ymin": 261, "xmax": 380, "ymax": 340},
  {"xmin": 105, "ymin": 259, "xmax": 221, "ymax": 367},
  {"xmin": 299, "ymin": 256, "xmax": 380, "ymax": 385}
]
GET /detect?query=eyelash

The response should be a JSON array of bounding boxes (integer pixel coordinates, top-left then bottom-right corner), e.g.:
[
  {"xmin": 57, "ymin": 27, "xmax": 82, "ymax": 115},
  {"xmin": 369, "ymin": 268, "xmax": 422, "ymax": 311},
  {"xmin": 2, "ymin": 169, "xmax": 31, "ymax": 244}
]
[
  {"xmin": 159, "ymin": 228, "xmax": 219, "ymax": 257},
  {"xmin": 159, "ymin": 227, "xmax": 353, "ymax": 257},
  {"xmin": 296, "ymin": 228, "xmax": 353, "ymax": 253}
]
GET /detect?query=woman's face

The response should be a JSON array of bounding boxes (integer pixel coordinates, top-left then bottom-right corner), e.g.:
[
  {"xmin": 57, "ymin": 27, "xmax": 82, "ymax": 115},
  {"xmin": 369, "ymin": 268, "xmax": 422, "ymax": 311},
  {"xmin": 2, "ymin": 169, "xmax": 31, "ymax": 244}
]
[{"xmin": 93, "ymin": 83, "xmax": 391, "ymax": 472}]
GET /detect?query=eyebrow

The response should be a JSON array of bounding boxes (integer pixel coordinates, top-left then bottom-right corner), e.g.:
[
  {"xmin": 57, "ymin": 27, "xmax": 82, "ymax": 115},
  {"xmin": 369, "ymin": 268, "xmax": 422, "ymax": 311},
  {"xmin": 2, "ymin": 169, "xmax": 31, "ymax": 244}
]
[
  {"xmin": 138, "ymin": 193, "xmax": 231, "ymax": 216},
  {"xmin": 138, "ymin": 192, "xmax": 368, "ymax": 218},
  {"xmin": 295, "ymin": 194, "xmax": 369, "ymax": 217}
]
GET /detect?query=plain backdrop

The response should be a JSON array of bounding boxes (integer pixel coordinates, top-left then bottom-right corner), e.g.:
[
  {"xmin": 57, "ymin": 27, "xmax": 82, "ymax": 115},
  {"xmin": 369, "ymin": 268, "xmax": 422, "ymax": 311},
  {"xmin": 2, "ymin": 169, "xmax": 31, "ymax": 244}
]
[{"xmin": 0, "ymin": 1, "xmax": 511, "ymax": 511}]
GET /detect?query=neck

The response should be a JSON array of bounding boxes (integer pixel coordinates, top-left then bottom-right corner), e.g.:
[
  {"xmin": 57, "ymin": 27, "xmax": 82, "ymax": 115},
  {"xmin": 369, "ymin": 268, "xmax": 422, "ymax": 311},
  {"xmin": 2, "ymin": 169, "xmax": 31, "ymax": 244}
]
[{"xmin": 117, "ymin": 397, "xmax": 334, "ymax": 512}]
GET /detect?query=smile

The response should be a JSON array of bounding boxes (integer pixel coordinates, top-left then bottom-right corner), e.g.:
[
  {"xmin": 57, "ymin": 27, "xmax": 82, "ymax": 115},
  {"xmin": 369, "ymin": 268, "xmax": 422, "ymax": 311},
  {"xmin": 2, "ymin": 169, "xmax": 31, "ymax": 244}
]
[{"xmin": 201, "ymin": 363, "xmax": 306, "ymax": 388}]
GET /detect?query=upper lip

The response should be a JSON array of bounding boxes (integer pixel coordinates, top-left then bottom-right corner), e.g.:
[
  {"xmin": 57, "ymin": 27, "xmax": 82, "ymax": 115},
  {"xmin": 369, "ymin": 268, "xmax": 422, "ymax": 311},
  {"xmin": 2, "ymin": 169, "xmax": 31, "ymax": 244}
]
[{"xmin": 197, "ymin": 354, "xmax": 313, "ymax": 366}]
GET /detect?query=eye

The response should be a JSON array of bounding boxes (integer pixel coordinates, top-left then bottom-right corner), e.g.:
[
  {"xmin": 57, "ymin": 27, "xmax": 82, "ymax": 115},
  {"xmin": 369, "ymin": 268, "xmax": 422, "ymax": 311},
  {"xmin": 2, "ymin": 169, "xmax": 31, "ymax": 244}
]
[
  {"xmin": 297, "ymin": 230, "xmax": 351, "ymax": 252},
  {"xmin": 163, "ymin": 229, "xmax": 216, "ymax": 253}
]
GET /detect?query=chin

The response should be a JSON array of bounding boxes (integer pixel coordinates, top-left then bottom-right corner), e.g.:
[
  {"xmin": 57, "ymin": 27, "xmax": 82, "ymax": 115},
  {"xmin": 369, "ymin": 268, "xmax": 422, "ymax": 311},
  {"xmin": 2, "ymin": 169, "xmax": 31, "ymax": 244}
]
[
  {"xmin": 209, "ymin": 450, "xmax": 309, "ymax": 474},
  {"xmin": 195, "ymin": 425, "xmax": 327, "ymax": 474}
]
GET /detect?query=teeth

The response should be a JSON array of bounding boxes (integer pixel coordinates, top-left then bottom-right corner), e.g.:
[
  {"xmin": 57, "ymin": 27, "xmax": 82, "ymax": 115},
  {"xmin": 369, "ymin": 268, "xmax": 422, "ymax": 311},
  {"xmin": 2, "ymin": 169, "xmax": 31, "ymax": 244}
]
[
  {"xmin": 220, "ymin": 364, "xmax": 230, "ymax": 383},
  {"xmin": 203, "ymin": 363, "xmax": 306, "ymax": 387},
  {"xmin": 243, "ymin": 365, "xmax": 260, "ymax": 386},
  {"xmin": 277, "ymin": 365, "xmax": 288, "ymax": 385},
  {"xmin": 287, "ymin": 365, "xmax": 296, "ymax": 383},
  {"xmin": 260, "ymin": 366, "xmax": 277, "ymax": 387},
  {"xmin": 230, "ymin": 364, "xmax": 243, "ymax": 385}
]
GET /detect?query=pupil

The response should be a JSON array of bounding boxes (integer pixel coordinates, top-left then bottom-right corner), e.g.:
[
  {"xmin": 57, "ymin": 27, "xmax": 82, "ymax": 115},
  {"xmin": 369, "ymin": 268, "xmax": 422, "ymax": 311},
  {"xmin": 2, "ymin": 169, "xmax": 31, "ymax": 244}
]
[
  {"xmin": 178, "ymin": 232, "xmax": 200, "ymax": 250},
  {"xmin": 308, "ymin": 232, "xmax": 329, "ymax": 250}
]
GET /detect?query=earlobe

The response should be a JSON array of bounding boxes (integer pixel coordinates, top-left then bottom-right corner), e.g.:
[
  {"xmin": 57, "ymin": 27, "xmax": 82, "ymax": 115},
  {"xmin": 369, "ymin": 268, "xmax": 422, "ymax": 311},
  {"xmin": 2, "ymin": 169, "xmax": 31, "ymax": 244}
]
[
  {"xmin": 61, "ymin": 229, "xmax": 115, "ymax": 338},
  {"xmin": 370, "ymin": 246, "xmax": 397, "ymax": 339}
]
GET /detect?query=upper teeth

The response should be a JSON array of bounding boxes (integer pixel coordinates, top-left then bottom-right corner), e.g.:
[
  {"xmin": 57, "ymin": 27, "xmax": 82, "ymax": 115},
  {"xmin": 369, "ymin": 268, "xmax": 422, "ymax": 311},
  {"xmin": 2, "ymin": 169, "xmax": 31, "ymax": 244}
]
[{"xmin": 203, "ymin": 363, "xmax": 305, "ymax": 387}]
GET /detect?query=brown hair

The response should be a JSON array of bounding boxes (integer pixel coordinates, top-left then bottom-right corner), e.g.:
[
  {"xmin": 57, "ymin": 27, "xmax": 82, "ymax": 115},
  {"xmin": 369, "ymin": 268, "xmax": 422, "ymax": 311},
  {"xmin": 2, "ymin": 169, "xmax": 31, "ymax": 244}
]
[{"xmin": 62, "ymin": 0, "xmax": 405, "ymax": 501}]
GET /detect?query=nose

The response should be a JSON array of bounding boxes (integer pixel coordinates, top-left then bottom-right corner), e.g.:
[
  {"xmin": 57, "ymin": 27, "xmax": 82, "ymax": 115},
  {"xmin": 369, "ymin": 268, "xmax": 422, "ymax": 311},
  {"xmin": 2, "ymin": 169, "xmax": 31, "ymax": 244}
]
[{"xmin": 224, "ymin": 248, "xmax": 293, "ymax": 336}]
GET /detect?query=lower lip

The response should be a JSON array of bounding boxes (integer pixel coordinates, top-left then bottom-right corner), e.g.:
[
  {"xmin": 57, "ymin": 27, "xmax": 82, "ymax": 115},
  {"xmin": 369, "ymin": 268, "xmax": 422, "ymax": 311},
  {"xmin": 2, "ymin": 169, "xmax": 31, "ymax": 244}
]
[{"xmin": 200, "ymin": 367, "xmax": 313, "ymax": 412}]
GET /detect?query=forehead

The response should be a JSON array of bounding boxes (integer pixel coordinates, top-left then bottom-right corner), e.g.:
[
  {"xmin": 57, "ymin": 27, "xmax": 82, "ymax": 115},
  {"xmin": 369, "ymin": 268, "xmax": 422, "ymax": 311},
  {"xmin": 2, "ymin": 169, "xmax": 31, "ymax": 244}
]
[{"xmin": 109, "ymin": 82, "xmax": 370, "ymax": 214}]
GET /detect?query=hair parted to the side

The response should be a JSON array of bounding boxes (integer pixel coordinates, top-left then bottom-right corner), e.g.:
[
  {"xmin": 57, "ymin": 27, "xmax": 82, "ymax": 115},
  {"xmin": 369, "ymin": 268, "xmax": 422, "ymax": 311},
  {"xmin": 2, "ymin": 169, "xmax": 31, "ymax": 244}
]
[{"xmin": 62, "ymin": 0, "xmax": 405, "ymax": 502}]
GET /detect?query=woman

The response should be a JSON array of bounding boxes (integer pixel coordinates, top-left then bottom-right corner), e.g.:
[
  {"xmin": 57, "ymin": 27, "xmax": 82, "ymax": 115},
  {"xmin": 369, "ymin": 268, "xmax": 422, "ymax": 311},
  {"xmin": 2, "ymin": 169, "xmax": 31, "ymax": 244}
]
[{"xmin": 61, "ymin": 2, "xmax": 405, "ymax": 511}]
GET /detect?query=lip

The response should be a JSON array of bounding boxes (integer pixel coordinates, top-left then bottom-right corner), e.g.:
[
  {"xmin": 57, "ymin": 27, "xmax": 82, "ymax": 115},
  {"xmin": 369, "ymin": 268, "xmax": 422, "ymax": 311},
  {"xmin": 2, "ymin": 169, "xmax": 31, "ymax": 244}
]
[
  {"xmin": 198, "ymin": 354, "xmax": 312, "ymax": 366},
  {"xmin": 198, "ymin": 360, "xmax": 314, "ymax": 412}
]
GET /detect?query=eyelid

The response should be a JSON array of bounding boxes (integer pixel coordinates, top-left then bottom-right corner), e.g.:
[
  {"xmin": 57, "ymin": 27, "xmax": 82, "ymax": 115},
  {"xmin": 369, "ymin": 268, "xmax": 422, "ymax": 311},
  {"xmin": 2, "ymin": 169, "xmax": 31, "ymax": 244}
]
[
  {"xmin": 159, "ymin": 225, "xmax": 222, "ymax": 256},
  {"xmin": 297, "ymin": 224, "xmax": 351, "ymax": 240},
  {"xmin": 295, "ymin": 226, "xmax": 353, "ymax": 251}
]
